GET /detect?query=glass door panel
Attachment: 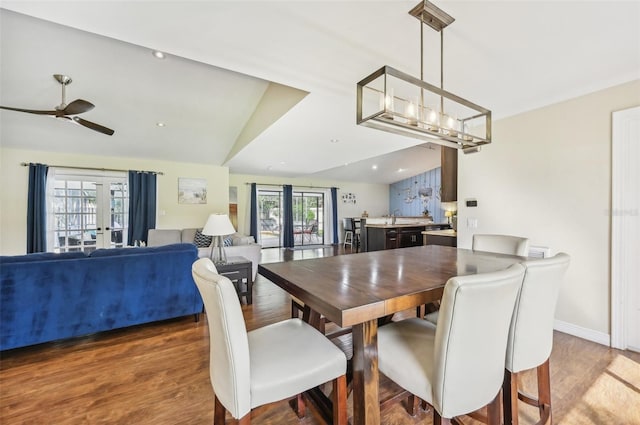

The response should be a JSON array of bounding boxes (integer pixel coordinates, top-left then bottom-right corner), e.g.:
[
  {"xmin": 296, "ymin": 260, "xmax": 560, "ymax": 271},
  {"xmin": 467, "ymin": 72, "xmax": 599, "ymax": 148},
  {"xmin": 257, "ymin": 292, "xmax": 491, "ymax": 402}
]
[
  {"xmin": 258, "ymin": 190, "xmax": 282, "ymax": 248},
  {"xmin": 294, "ymin": 191, "xmax": 324, "ymax": 247},
  {"xmin": 108, "ymin": 181, "xmax": 128, "ymax": 248}
]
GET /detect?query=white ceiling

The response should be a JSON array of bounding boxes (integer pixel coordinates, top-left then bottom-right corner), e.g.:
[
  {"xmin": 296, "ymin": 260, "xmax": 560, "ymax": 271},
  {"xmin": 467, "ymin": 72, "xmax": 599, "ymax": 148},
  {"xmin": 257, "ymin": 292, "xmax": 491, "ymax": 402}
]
[{"xmin": 1, "ymin": 1, "xmax": 638, "ymax": 184}]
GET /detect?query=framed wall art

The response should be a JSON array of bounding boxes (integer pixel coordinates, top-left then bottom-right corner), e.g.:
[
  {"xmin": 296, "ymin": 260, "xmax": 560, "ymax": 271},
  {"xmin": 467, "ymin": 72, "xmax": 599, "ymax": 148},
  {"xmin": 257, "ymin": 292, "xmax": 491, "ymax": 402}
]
[{"xmin": 178, "ymin": 178, "xmax": 207, "ymax": 204}]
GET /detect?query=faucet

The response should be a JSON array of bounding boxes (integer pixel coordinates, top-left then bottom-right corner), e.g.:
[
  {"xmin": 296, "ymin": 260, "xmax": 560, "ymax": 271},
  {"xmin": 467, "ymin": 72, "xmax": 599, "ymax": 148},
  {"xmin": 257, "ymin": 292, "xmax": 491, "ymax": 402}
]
[{"xmin": 392, "ymin": 209, "xmax": 401, "ymax": 225}]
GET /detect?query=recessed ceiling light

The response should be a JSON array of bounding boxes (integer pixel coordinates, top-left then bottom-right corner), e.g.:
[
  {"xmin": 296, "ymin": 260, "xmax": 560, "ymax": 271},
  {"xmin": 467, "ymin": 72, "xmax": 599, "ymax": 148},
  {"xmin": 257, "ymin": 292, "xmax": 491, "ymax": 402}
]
[
  {"xmin": 372, "ymin": 165, "xmax": 378, "ymax": 170},
  {"xmin": 152, "ymin": 50, "xmax": 165, "ymax": 59},
  {"xmin": 398, "ymin": 168, "xmax": 405, "ymax": 172},
  {"xmin": 330, "ymin": 138, "xmax": 339, "ymax": 143},
  {"xmin": 156, "ymin": 122, "xmax": 166, "ymax": 127}
]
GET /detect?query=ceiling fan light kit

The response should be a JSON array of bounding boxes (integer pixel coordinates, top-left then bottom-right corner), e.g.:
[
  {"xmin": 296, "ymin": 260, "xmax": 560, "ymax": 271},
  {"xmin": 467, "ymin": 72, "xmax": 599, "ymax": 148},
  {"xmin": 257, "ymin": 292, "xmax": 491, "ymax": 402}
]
[
  {"xmin": 356, "ymin": 0, "xmax": 491, "ymax": 152},
  {"xmin": 0, "ymin": 74, "xmax": 114, "ymax": 136}
]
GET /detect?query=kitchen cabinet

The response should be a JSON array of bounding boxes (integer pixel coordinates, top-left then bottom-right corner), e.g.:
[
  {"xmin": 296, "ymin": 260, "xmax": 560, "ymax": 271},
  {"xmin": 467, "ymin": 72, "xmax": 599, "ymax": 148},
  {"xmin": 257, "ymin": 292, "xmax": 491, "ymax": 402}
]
[
  {"xmin": 441, "ymin": 146, "xmax": 458, "ymax": 202},
  {"xmin": 399, "ymin": 227, "xmax": 423, "ymax": 248},
  {"xmin": 365, "ymin": 225, "xmax": 447, "ymax": 251},
  {"xmin": 422, "ymin": 229, "xmax": 457, "ymax": 247}
]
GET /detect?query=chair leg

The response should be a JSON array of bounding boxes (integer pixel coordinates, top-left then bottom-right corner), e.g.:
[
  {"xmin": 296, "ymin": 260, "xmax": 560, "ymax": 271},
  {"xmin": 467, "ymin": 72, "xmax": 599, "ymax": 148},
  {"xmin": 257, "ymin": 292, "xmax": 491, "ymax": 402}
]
[
  {"xmin": 214, "ymin": 395, "xmax": 227, "ymax": 425},
  {"xmin": 333, "ymin": 375, "xmax": 348, "ymax": 425},
  {"xmin": 503, "ymin": 369, "xmax": 519, "ymax": 425},
  {"xmin": 405, "ymin": 394, "xmax": 419, "ymax": 416},
  {"xmin": 433, "ymin": 410, "xmax": 452, "ymax": 425},
  {"xmin": 294, "ymin": 393, "xmax": 306, "ymax": 419},
  {"xmin": 537, "ymin": 359, "xmax": 552, "ymax": 425},
  {"xmin": 505, "ymin": 359, "xmax": 553, "ymax": 425},
  {"xmin": 486, "ymin": 392, "xmax": 501, "ymax": 425}
]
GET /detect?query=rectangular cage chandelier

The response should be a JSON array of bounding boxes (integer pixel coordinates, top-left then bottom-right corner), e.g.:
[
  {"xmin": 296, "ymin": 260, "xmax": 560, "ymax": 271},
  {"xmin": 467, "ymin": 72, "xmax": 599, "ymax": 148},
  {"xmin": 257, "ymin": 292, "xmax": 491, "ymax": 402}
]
[{"xmin": 356, "ymin": 1, "xmax": 491, "ymax": 152}]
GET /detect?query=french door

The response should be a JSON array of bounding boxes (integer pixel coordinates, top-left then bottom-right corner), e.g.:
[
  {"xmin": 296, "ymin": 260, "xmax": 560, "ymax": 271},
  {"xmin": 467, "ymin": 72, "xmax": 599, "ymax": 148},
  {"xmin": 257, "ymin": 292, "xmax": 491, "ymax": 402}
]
[{"xmin": 49, "ymin": 170, "xmax": 128, "ymax": 253}]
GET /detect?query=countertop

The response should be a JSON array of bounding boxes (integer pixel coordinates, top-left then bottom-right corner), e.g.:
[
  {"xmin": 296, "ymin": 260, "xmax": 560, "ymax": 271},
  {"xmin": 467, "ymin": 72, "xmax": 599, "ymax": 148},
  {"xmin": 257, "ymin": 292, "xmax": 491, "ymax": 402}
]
[
  {"xmin": 422, "ymin": 229, "xmax": 457, "ymax": 237},
  {"xmin": 365, "ymin": 222, "xmax": 448, "ymax": 229}
]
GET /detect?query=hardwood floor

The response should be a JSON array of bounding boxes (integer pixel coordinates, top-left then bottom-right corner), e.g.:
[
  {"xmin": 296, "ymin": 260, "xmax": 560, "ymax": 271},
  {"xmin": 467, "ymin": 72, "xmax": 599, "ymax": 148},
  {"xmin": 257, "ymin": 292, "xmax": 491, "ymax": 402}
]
[{"xmin": 1, "ymin": 246, "xmax": 638, "ymax": 424}]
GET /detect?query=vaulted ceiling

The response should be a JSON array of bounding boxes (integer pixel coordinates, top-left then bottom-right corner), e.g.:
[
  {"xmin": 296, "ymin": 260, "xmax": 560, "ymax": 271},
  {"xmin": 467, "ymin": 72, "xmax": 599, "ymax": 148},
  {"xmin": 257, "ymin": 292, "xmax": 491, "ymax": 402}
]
[{"xmin": 1, "ymin": 1, "xmax": 638, "ymax": 184}]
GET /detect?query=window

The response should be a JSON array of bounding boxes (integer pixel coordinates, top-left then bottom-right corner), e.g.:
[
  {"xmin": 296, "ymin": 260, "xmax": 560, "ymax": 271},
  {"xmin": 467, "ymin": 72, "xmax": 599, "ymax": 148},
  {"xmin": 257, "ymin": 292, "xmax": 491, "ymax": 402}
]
[{"xmin": 48, "ymin": 169, "xmax": 128, "ymax": 253}]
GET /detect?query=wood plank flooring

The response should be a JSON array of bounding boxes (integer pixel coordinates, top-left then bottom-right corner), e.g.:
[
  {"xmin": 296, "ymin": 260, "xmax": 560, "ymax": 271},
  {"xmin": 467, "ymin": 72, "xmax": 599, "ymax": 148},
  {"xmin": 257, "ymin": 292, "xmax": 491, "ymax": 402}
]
[{"xmin": 1, "ymin": 246, "xmax": 639, "ymax": 424}]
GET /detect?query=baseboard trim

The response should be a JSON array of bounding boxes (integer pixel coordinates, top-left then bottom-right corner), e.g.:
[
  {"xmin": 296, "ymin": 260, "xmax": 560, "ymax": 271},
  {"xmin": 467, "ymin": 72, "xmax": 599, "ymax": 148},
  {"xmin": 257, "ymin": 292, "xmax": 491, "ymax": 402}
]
[{"xmin": 554, "ymin": 319, "xmax": 611, "ymax": 347}]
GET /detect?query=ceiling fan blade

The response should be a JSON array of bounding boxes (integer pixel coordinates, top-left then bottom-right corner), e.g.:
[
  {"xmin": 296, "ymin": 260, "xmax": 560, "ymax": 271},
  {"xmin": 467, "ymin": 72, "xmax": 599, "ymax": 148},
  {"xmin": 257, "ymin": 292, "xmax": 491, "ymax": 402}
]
[
  {"xmin": 72, "ymin": 116, "xmax": 115, "ymax": 136},
  {"xmin": 0, "ymin": 105, "xmax": 57, "ymax": 115},
  {"xmin": 63, "ymin": 99, "xmax": 94, "ymax": 115}
]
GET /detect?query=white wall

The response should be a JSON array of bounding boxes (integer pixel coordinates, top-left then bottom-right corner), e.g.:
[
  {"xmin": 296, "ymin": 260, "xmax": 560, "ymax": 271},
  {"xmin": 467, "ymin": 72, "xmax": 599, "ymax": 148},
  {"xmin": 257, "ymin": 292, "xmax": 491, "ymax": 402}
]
[
  {"xmin": 0, "ymin": 147, "xmax": 229, "ymax": 255},
  {"xmin": 458, "ymin": 79, "xmax": 640, "ymax": 340},
  {"xmin": 229, "ymin": 173, "xmax": 389, "ymax": 239}
]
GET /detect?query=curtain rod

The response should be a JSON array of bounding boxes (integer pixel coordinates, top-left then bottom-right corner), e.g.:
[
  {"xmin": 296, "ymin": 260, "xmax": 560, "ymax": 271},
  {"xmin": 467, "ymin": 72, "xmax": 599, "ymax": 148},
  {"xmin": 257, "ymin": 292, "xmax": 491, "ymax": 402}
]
[
  {"xmin": 245, "ymin": 182, "xmax": 339, "ymax": 190},
  {"xmin": 21, "ymin": 162, "xmax": 164, "ymax": 175}
]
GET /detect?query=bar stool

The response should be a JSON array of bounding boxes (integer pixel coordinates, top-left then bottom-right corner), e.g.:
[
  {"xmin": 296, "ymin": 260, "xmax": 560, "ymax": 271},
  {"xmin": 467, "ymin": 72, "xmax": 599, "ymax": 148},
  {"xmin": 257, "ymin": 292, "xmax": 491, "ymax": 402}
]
[{"xmin": 343, "ymin": 218, "xmax": 355, "ymax": 249}]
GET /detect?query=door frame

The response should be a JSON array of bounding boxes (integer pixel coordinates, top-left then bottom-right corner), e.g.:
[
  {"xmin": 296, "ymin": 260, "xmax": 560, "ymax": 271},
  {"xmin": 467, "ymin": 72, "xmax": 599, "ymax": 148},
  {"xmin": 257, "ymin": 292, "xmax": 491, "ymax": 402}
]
[{"xmin": 611, "ymin": 106, "xmax": 640, "ymax": 350}]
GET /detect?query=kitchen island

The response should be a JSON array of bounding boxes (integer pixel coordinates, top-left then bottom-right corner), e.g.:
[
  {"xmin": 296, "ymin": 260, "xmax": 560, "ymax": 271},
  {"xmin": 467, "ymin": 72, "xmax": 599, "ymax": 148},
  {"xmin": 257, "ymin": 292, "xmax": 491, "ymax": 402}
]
[{"xmin": 360, "ymin": 217, "xmax": 450, "ymax": 252}]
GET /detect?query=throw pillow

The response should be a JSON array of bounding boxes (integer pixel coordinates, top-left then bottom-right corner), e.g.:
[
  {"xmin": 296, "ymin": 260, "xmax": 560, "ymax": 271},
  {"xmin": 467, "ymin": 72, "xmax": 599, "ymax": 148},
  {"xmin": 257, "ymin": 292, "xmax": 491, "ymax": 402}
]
[
  {"xmin": 223, "ymin": 236, "xmax": 233, "ymax": 247},
  {"xmin": 193, "ymin": 229, "xmax": 213, "ymax": 248}
]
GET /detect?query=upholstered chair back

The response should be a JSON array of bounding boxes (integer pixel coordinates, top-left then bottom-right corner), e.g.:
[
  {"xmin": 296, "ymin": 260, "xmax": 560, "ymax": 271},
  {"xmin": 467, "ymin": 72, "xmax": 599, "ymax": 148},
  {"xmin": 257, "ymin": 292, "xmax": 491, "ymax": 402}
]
[
  {"xmin": 192, "ymin": 258, "xmax": 251, "ymax": 420},
  {"xmin": 472, "ymin": 234, "xmax": 530, "ymax": 256},
  {"xmin": 506, "ymin": 253, "xmax": 570, "ymax": 373},
  {"xmin": 432, "ymin": 263, "xmax": 525, "ymax": 418}
]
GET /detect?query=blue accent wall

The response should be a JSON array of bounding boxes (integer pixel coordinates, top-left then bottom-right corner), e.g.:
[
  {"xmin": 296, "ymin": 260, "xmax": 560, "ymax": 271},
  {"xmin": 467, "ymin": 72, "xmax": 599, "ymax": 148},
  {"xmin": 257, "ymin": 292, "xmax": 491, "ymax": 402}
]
[{"xmin": 389, "ymin": 167, "xmax": 444, "ymax": 223}]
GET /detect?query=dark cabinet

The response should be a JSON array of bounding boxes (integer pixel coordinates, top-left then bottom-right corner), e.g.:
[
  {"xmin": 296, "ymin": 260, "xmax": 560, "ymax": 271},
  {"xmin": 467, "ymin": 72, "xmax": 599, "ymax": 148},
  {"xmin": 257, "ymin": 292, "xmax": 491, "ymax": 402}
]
[
  {"xmin": 441, "ymin": 146, "xmax": 458, "ymax": 202},
  {"xmin": 399, "ymin": 228, "xmax": 422, "ymax": 247},
  {"xmin": 385, "ymin": 229, "xmax": 398, "ymax": 249},
  {"xmin": 366, "ymin": 226, "xmax": 427, "ymax": 251}
]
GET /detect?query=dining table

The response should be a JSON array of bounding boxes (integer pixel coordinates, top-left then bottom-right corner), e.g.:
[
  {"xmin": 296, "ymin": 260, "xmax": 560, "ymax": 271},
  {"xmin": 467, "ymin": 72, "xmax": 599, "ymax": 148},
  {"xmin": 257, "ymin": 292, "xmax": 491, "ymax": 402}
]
[{"xmin": 258, "ymin": 244, "xmax": 527, "ymax": 425}]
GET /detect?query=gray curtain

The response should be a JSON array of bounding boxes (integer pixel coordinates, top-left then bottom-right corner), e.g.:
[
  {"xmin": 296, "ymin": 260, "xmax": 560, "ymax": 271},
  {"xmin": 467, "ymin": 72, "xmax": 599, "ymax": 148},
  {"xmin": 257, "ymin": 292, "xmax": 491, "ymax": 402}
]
[
  {"xmin": 250, "ymin": 183, "xmax": 258, "ymax": 240},
  {"xmin": 282, "ymin": 185, "xmax": 294, "ymax": 248},
  {"xmin": 331, "ymin": 187, "xmax": 338, "ymax": 245},
  {"xmin": 127, "ymin": 171, "xmax": 157, "ymax": 244},
  {"xmin": 27, "ymin": 163, "xmax": 49, "ymax": 253}
]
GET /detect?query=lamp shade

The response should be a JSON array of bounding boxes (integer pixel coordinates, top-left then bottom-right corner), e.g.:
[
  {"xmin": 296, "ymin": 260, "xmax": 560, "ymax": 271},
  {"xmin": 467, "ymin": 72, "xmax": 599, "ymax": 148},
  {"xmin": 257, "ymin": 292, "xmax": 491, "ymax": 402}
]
[{"xmin": 202, "ymin": 214, "xmax": 236, "ymax": 236}]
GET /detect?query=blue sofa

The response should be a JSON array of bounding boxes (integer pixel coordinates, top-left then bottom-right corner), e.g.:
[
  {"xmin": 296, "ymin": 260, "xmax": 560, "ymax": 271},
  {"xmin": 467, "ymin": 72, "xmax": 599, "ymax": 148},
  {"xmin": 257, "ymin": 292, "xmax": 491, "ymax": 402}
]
[{"xmin": 0, "ymin": 243, "xmax": 201, "ymax": 351}]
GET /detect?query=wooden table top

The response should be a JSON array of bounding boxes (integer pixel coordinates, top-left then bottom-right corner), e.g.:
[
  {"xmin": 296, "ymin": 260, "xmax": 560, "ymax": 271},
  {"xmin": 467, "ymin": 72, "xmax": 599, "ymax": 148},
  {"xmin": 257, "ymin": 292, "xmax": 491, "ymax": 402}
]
[{"xmin": 258, "ymin": 245, "xmax": 525, "ymax": 328}]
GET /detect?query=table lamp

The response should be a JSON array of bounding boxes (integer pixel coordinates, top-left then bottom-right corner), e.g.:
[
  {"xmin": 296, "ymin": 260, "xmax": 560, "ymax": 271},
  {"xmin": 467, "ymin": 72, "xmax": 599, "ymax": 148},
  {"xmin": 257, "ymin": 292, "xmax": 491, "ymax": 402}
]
[
  {"xmin": 202, "ymin": 213, "xmax": 236, "ymax": 264},
  {"xmin": 444, "ymin": 210, "xmax": 453, "ymax": 224}
]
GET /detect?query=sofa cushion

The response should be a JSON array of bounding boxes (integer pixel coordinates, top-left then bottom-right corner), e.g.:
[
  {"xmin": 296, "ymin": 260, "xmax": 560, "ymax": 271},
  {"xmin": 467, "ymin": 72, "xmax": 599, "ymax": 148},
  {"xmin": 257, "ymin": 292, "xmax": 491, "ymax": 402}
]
[
  {"xmin": 194, "ymin": 229, "xmax": 213, "ymax": 248},
  {"xmin": 0, "ymin": 251, "xmax": 87, "ymax": 264},
  {"xmin": 147, "ymin": 229, "xmax": 181, "ymax": 247},
  {"xmin": 231, "ymin": 235, "xmax": 255, "ymax": 246}
]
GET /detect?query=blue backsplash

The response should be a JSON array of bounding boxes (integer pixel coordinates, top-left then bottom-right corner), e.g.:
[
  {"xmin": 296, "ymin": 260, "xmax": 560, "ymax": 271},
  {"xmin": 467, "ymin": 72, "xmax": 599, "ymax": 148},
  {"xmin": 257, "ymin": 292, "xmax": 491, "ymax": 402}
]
[{"xmin": 389, "ymin": 167, "xmax": 444, "ymax": 223}]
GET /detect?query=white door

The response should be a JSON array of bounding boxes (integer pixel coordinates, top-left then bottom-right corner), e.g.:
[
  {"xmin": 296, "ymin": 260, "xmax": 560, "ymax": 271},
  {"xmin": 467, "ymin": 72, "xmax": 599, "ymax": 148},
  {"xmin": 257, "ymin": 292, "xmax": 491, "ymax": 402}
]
[
  {"xmin": 49, "ymin": 169, "xmax": 128, "ymax": 252},
  {"xmin": 611, "ymin": 106, "xmax": 640, "ymax": 352}
]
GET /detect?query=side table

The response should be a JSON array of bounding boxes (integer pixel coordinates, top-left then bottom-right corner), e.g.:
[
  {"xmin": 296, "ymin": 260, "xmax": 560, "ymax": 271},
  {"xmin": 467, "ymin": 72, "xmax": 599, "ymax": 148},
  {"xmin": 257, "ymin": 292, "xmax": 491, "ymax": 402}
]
[{"xmin": 215, "ymin": 256, "xmax": 253, "ymax": 304}]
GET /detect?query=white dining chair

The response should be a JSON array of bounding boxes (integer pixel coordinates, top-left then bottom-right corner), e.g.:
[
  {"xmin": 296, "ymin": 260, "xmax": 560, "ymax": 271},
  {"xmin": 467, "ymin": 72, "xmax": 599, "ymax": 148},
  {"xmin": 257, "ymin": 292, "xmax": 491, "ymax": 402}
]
[
  {"xmin": 424, "ymin": 233, "xmax": 530, "ymax": 325},
  {"xmin": 192, "ymin": 258, "xmax": 348, "ymax": 425},
  {"xmin": 472, "ymin": 234, "xmax": 530, "ymax": 256},
  {"xmin": 377, "ymin": 263, "xmax": 526, "ymax": 425},
  {"xmin": 503, "ymin": 253, "xmax": 570, "ymax": 425}
]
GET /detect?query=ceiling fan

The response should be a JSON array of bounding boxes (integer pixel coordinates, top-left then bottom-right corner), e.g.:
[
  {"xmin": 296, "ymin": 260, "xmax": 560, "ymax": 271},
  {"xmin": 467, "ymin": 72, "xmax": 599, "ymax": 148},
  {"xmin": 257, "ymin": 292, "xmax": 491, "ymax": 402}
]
[{"xmin": 0, "ymin": 74, "xmax": 114, "ymax": 136}]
